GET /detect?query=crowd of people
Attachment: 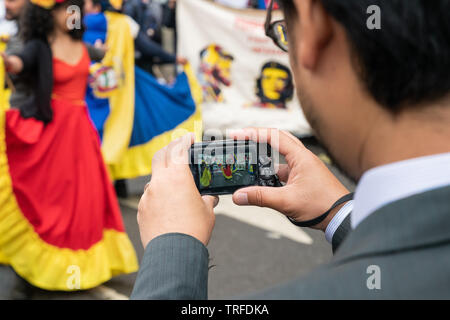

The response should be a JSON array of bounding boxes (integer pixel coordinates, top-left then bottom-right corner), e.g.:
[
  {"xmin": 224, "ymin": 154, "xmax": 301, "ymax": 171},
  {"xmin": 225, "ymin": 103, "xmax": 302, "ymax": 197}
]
[{"xmin": 0, "ymin": 0, "xmax": 189, "ymax": 299}]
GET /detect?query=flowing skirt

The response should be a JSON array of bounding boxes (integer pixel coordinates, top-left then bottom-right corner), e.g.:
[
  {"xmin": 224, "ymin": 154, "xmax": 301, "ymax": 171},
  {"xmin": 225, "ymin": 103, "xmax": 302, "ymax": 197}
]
[{"xmin": 0, "ymin": 99, "xmax": 138, "ymax": 291}]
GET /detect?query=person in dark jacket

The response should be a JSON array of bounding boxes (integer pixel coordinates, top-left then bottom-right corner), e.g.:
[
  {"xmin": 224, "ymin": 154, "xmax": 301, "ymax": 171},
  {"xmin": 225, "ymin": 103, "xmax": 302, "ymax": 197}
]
[{"xmin": 122, "ymin": 0, "xmax": 184, "ymax": 74}]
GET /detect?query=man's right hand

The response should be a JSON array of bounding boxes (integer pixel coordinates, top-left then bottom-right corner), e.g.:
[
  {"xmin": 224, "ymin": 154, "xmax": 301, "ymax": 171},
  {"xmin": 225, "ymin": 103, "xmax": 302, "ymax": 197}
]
[{"xmin": 230, "ymin": 128, "xmax": 350, "ymax": 232}]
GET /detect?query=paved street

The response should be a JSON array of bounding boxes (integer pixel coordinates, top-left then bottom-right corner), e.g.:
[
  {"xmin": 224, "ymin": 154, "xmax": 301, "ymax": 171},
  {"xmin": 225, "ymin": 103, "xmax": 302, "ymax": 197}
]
[{"xmin": 29, "ymin": 138, "xmax": 355, "ymax": 299}]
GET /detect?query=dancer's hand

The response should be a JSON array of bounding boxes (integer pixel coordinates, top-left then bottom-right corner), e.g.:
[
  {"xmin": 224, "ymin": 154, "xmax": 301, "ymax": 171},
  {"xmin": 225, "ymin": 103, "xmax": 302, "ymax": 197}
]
[
  {"xmin": 137, "ymin": 134, "xmax": 218, "ymax": 249},
  {"xmin": 1, "ymin": 52, "xmax": 23, "ymax": 74}
]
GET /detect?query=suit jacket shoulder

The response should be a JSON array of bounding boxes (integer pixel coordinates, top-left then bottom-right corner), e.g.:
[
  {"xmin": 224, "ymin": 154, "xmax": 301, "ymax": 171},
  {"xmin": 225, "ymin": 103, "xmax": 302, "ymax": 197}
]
[{"xmin": 251, "ymin": 185, "xmax": 450, "ymax": 299}]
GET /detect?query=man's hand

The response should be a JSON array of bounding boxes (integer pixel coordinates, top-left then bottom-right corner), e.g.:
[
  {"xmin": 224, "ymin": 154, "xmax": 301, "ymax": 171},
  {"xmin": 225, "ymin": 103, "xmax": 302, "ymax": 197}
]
[
  {"xmin": 1, "ymin": 52, "xmax": 23, "ymax": 74},
  {"xmin": 230, "ymin": 128, "xmax": 349, "ymax": 232},
  {"xmin": 137, "ymin": 133, "xmax": 218, "ymax": 249}
]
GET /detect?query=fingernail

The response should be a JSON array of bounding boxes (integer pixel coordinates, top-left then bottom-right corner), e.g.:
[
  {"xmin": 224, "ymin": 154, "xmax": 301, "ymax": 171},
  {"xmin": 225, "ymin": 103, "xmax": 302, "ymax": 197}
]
[{"xmin": 234, "ymin": 193, "xmax": 249, "ymax": 205}]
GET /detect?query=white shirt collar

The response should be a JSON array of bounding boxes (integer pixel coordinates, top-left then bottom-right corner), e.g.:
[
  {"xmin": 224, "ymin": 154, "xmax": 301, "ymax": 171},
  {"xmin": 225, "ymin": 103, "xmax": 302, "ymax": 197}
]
[{"xmin": 351, "ymin": 152, "xmax": 450, "ymax": 229}]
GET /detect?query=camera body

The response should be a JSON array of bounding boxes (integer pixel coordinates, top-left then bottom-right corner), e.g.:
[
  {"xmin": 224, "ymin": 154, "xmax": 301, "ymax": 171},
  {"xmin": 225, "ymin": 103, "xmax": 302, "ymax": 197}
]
[{"xmin": 189, "ymin": 140, "xmax": 282, "ymax": 196}]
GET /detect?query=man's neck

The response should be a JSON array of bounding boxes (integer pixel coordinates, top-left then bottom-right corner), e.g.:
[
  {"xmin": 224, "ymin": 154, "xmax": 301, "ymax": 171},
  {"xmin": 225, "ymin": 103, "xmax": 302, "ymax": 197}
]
[{"xmin": 358, "ymin": 99, "xmax": 450, "ymax": 179}]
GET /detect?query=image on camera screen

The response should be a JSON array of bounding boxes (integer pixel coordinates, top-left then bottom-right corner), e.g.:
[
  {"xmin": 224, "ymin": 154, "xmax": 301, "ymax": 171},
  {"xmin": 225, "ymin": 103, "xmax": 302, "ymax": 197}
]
[{"xmin": 197, "ymin": 152, "xmax": 257, "ymax": 190}]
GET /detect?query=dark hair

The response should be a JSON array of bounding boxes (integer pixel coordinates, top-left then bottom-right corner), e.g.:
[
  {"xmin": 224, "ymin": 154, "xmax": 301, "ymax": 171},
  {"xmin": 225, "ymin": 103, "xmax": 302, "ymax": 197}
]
[
  {"xmin": 256, "ymin": 61, "xmax": 294, "ymax": 103},
  {"xmin": 280, "ymin": 0, "xmax": 450, "ymax": 112},
  {"xmin": 21, "ymin": 0, "xmax": 86, "ymax": 43}
]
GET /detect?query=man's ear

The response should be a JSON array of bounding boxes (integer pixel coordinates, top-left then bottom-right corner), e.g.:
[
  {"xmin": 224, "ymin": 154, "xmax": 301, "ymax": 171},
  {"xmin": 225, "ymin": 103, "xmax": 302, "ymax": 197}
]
[{"xmin": 294, "ymin": 0, "xmax": 333, "ymax": 70}]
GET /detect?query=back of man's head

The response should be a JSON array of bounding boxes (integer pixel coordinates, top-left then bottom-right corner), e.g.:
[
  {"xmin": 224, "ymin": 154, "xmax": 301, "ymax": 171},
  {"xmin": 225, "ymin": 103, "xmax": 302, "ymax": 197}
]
[
  {"xmin": 278, "ymin": 0, "xmax": 450, "ymax": 179},
  {"xmin": 282, "ymin": 0, "xmax": 450, "ymax": 112}
]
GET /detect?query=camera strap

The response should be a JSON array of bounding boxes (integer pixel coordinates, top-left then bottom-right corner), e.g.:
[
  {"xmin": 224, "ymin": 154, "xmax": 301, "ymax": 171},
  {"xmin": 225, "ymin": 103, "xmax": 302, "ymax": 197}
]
[{"xmin": 287, "ymin": 192, "xmax": 354, "ymax": 228}]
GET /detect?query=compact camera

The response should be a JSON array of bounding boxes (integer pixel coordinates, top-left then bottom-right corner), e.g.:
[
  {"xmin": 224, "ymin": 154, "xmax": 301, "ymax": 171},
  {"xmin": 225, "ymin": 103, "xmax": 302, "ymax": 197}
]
[{"xmin": 189, "ymin": 140, "xmax": 282, "ymax": 196}]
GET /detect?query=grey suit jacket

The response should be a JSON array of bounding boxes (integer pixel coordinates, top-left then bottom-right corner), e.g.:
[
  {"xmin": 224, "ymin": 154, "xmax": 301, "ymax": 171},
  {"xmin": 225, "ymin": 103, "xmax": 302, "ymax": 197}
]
[{"xmin": 131, "ymin": 185, "xmax": 450, "ymax": 299}]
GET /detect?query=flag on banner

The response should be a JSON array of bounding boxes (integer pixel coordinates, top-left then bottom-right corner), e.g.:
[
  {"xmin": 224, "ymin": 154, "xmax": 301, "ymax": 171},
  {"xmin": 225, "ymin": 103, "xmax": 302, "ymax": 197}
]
[
  {"xmin": 84, "ymin": 12, "xmax": 202, "ymax": 180},
  {"xmin": 177, "ymin": 0, "xmax": 311, "ymax": 136}
]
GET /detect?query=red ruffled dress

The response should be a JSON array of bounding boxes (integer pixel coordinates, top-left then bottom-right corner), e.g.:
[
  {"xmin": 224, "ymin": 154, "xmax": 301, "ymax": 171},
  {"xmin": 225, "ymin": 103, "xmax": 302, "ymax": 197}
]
[{"xmin": 0, "ymin": 46, "xmax": 138, "ymax": 291}]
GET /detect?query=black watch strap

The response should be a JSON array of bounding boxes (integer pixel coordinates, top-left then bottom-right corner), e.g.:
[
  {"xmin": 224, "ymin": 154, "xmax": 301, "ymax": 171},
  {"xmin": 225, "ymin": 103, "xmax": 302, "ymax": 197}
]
[{"xmin": 287, "ymin": 192, "xmax": 354, "ymax": 228}]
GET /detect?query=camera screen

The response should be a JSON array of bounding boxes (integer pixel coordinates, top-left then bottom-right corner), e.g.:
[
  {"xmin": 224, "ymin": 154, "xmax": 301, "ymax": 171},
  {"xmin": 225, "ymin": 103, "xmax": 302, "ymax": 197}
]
[{"xmin": 196, "ymin": 150, "xmax": 257, "ymax": 191}]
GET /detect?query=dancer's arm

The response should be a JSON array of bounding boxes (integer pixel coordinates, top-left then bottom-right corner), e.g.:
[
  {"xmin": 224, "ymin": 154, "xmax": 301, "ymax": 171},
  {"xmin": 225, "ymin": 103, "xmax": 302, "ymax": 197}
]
[{"xmin": 1, "ymin": 52, "xmax": 24, "ymax": 74}]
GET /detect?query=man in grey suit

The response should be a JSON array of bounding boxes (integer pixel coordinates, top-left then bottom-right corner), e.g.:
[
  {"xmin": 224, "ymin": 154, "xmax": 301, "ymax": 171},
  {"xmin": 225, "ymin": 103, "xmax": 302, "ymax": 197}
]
[{"xmin": 131, "ymin": 0, "xmax": 450, "ymax": 299}]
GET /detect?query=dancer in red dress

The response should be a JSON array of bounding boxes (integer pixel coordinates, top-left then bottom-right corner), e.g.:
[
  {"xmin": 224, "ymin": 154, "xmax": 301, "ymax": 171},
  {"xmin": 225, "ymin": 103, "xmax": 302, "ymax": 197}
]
[{"xmin": 0, "ymin": 0, "xmax": 138, "ymax": 291}]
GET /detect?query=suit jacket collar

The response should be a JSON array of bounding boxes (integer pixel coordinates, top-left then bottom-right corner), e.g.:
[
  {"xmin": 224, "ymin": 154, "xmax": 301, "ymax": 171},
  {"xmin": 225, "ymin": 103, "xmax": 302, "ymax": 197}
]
[
  {"xmin": 352, "ymin": 152, "xmax": 450, "ymax": 229},
  {"xmin": 333, "ymin": 185, "xmax": 450, "ymax": 264}
]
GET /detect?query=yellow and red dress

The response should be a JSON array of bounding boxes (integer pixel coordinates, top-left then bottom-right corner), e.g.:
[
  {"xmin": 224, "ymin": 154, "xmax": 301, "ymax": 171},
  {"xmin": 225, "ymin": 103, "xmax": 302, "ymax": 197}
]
[{"xmin": 0, "ymin": 45, "xmax": 138, "ymax": 291}]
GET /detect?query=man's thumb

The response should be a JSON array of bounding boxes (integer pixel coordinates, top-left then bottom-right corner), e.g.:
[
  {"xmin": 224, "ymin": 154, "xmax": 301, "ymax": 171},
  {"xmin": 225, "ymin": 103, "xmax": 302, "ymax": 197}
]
[{"xmin": 233, "ymin": 186, "xmax": 285, "ymax": 211}]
